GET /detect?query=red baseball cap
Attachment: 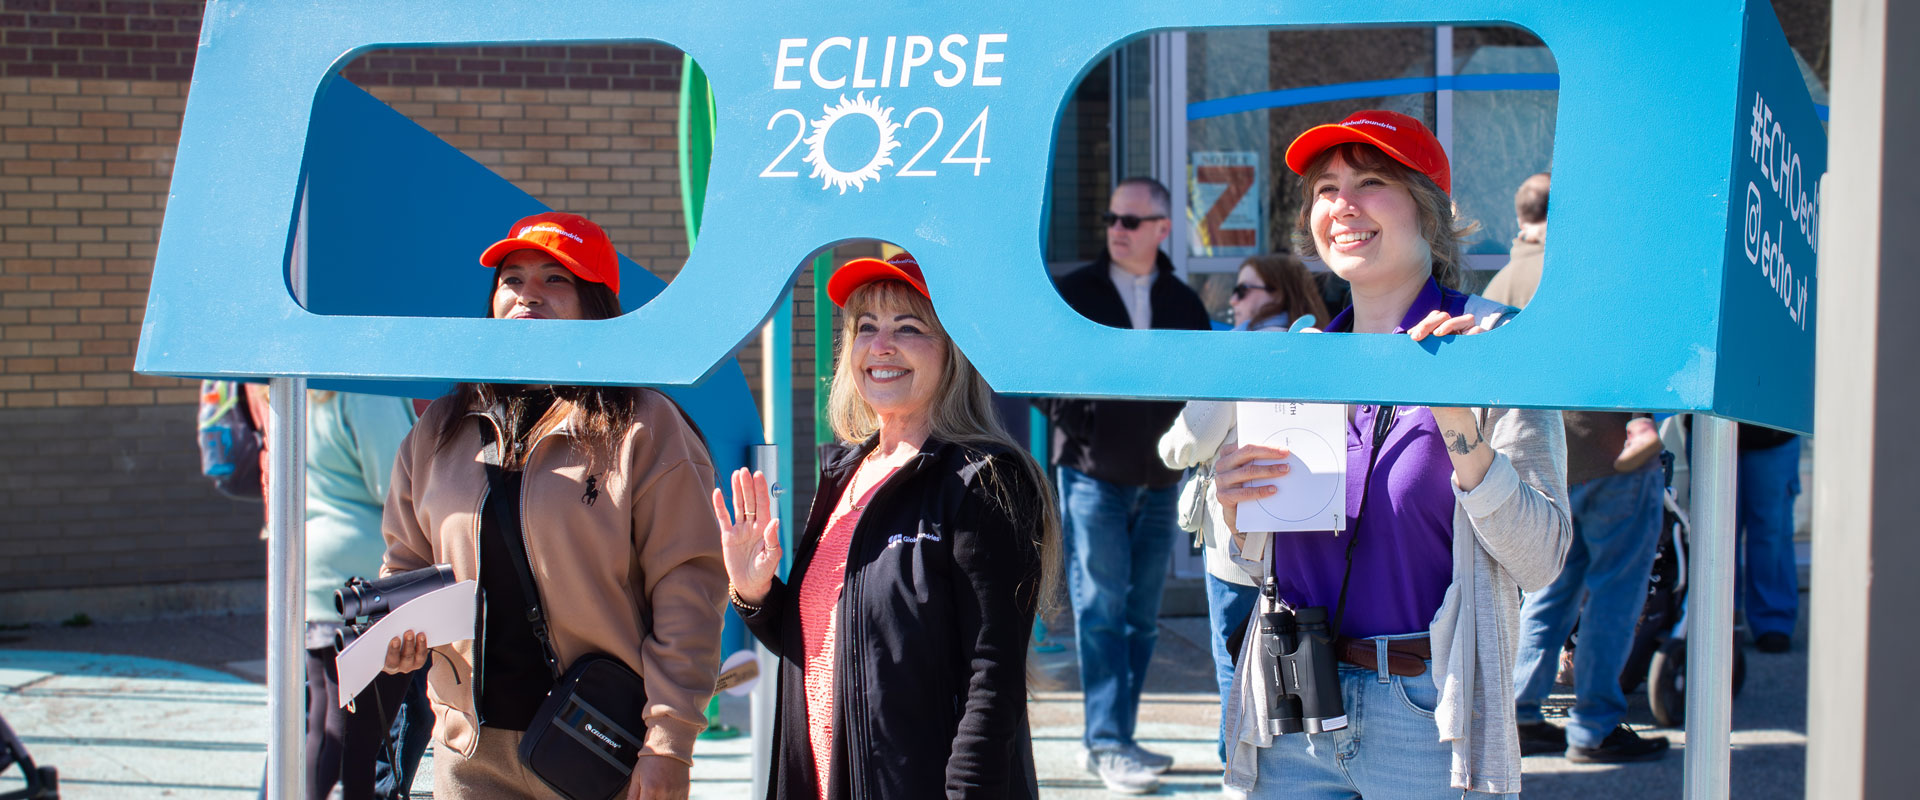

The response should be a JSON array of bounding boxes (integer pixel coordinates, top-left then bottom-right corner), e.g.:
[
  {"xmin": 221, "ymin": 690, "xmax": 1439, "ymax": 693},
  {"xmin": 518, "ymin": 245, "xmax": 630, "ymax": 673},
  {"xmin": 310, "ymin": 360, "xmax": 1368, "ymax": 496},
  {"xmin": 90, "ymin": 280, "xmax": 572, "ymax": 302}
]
[
  {"xmin": 827, "ymin": 252, "xmax": 928, "ymax": 308},
  {"xmin": 1285, "ymin": 110, "xmax": 1451, "ymax": 195},
  {"xmin": 479, "ymin": 211, "xmax": 621, "ymax": 293}
]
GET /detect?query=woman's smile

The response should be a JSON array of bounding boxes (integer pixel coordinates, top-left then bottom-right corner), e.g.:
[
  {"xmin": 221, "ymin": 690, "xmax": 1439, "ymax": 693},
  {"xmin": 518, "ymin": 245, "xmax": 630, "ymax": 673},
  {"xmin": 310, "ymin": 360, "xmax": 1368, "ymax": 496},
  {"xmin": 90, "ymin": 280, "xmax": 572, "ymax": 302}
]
[{"xmin": 1330, "ymin": 229, "xmax": 1377, "ymax": 251}]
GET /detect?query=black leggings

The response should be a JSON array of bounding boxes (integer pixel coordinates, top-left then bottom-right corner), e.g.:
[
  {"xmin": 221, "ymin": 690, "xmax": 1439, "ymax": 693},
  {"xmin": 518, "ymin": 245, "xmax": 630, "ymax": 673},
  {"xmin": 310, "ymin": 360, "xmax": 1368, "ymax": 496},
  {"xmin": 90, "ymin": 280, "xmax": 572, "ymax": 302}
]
[{"xmin": 307, "ymin": 645, "xmax": 411, "ymax": 800}]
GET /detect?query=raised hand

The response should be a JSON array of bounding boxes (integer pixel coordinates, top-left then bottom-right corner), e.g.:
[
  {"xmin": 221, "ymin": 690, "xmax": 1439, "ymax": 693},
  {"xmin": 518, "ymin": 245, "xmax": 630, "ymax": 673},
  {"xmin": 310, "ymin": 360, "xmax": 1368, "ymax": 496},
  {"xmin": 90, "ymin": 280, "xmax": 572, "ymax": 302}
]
[{"xmin": 710, "ymin": 468, "xmax": 782, "ymax": 606}]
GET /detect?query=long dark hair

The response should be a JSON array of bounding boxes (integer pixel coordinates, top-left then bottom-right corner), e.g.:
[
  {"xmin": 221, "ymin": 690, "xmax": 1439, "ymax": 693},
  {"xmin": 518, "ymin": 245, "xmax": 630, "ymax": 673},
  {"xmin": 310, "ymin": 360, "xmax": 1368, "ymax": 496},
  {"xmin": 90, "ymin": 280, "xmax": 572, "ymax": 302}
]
[
  {"xmin": 435, "ymin": 267, "xmax": 640, "ymax": 469},
  {"xmin": 1242, "ymin": 253, "xmax": 1330, "ymax": 328}
]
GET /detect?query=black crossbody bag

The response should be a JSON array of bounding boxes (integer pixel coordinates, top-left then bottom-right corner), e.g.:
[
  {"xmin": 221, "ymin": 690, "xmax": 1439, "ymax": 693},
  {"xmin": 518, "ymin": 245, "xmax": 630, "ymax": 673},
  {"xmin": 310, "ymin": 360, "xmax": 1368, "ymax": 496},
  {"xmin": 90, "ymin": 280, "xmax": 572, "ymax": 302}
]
[{"xmin": 480, "ymin": 423, "xmax": 650, "ymax": 800}]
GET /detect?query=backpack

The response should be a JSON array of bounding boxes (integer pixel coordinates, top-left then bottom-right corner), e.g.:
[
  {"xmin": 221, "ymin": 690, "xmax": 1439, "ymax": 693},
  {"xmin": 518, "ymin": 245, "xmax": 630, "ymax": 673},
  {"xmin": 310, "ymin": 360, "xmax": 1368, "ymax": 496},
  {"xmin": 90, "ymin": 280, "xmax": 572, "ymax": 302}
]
[{"xmin": 197, "ymin": 380, "xmax": 264, "ymax": 500}]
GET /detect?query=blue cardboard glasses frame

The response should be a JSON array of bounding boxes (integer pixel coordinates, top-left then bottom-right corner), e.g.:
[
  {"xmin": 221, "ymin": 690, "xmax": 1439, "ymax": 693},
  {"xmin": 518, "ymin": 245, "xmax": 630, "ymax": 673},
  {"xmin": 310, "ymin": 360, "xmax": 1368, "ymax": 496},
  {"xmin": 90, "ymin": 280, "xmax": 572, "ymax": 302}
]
[{"xmin": 135, "ymin": 0, "xmax": 1822, "ymax": 434}]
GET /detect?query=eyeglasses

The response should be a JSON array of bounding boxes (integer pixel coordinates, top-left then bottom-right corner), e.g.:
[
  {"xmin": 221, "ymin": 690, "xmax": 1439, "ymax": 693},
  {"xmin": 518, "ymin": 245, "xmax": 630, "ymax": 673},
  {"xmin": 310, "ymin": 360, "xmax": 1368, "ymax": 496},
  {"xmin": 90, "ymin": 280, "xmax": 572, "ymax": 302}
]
[
  {"xmin": 1101, "ymin": 212, "xmax": 1168, "ymax": 230},
  {"xmin": 1230, "ymin": 283, "xmax": 1270, "ymax": 301}
]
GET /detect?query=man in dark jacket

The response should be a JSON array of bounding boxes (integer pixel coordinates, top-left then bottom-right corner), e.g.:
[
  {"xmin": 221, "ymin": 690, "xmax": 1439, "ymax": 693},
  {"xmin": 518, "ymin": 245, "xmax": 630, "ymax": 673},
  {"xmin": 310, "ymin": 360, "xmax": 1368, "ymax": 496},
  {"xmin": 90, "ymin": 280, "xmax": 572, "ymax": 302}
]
[{"xmin": 1037, "ymin": 177, "xmax": 1212, "ymax": 794}]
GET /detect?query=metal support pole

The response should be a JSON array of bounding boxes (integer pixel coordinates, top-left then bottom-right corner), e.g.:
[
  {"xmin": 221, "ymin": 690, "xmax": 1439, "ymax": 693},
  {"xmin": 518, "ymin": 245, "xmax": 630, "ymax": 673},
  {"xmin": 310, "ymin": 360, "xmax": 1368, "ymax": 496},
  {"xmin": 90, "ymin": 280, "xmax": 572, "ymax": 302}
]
[
  {"xmin": 265, "ymin": 378, "xmax": 308, "ymax": 799},
  {"xmin": 764, "ymin": 292, "xmax": 796, "ymax": 568},
  {"xmin": 748, "ymin": 443, "xmax": 783, "ymax": 800},
  {"xmin": 1683, "ymin": 414, "xmax": 1736, "ymax": 800}
]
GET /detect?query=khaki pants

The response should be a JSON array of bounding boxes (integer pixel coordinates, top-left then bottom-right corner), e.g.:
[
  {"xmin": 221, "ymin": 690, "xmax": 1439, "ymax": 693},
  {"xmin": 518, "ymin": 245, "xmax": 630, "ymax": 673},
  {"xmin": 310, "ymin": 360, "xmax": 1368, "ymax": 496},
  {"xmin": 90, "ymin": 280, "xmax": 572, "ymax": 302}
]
[{"xmin": 432, "ymin": 728, "xmax": 566, "ymax": 800}]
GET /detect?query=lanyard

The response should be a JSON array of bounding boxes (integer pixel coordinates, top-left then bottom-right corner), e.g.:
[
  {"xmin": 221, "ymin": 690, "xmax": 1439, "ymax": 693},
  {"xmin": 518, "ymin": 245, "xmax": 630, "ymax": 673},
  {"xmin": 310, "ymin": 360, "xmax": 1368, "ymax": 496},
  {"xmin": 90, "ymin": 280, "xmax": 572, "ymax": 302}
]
[{"xmin": 1329, "ymin": 405, "xmax": 1397, "ymax": 641}]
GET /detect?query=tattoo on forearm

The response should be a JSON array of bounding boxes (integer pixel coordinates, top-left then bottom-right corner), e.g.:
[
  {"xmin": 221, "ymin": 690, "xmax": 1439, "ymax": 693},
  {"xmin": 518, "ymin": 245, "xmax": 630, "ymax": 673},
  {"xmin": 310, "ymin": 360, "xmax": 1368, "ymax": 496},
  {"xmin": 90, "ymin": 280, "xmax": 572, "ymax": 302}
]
[{"xmin": 1444, "ymin": 429, "xmax": 1483, "ymax": 456}]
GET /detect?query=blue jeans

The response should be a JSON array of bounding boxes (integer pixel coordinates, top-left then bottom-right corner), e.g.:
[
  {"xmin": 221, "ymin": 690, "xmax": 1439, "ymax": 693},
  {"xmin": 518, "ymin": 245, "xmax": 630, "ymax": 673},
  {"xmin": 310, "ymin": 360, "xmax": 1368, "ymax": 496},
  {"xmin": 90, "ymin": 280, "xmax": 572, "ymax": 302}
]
[
  {"xmin": 1059, "ymin": 465, "xmax": 1180, "ymax": 751},
  {"xmin": 1739, "ymin": 438, "xmax": 1802, "ymax": 638},
  {"xmin": 374, "ymin": 671, "xmax": 432, "ymax": 799},
  {"xmin": 1207, "ymin": 572, "xmax": 1258, "ymax": 761},
  {"xmin": 1513, "ymin": 466, "xmax": 1664, "ymax": 747},
  {"xmin": 1253, "ymin": 655, "xmax": 1504, "ymax": 799}
]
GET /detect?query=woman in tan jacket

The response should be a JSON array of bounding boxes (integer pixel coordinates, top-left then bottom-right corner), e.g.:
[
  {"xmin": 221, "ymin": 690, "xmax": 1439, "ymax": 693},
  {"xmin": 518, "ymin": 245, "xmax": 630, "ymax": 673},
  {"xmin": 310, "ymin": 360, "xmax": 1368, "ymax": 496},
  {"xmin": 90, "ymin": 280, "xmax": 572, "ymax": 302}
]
[{"xmin": 380, "ymin": 211, "xmax": 727, "ymax": 800}]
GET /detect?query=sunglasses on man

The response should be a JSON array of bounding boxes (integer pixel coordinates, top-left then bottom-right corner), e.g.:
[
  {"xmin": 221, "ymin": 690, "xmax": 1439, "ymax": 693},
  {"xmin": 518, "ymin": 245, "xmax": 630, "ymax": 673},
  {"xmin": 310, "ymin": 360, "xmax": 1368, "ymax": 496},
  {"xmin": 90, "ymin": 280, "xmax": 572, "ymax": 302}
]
[{"xmin": 1101, "ymin": 211, "xmax": 1168, "ymax": 230}]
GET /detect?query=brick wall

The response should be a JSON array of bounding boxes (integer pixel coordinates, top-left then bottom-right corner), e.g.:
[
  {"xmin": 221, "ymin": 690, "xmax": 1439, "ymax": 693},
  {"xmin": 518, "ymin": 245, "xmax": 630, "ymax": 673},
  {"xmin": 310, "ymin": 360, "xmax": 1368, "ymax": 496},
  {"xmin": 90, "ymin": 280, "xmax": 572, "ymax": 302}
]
[
  {"xmin": 0, "ymin": 77, "xmax": 183, "ymax": 410},
  {"xmin": 0, "ymin": 0, "xmax": 201, "ymax": 82},
  {"xmin": 342, "ymin": 44, "xmax": 683, "ymax": 93},
  {"xmin": 0, "ymin": 404, "xmax": 263, "ymax": 592}
]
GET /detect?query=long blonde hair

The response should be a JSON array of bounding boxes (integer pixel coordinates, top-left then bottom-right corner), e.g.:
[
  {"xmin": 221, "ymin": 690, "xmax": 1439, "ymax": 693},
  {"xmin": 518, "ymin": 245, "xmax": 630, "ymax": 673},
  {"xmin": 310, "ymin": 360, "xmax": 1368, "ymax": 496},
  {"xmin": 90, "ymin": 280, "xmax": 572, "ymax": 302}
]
[{"xmin": 827, "ymin": 279, "xmax": 1063, "ymax": 619}]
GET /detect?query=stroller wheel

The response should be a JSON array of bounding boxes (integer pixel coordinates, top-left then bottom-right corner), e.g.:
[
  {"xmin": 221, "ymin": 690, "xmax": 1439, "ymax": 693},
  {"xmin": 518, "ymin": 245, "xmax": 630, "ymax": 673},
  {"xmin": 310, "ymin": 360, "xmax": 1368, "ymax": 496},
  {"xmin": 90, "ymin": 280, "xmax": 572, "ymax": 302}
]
[
  {"xmin": 1647, "ymin": 637, "xmax": 1748, "ymax": 728},
  {"xmin": 35, "ymin": 765, "xmax": 58, "ymax": 799}
]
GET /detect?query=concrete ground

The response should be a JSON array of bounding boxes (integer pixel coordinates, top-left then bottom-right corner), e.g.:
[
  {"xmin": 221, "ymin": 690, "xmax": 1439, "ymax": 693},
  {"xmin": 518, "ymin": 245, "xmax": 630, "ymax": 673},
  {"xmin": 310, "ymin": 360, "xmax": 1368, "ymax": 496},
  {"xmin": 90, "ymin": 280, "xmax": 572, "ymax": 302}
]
[{"xmin": 0, "ymin": 603, "xmax": 1809, "ymax": 799}]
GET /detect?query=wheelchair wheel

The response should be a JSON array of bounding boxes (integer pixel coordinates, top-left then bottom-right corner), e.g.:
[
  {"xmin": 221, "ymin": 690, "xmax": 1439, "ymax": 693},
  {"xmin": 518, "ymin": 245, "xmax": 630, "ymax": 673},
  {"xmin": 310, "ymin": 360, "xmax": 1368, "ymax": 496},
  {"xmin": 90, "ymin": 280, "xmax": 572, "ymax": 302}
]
[{"xmin": 1647, "ymin": 637, "xmax": 1747, "ymax": 728}]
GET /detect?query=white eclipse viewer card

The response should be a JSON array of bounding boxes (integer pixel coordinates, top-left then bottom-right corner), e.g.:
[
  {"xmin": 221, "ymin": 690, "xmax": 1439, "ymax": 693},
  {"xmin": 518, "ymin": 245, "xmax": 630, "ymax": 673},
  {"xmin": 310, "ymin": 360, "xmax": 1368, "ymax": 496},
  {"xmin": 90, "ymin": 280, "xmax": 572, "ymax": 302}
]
[
  {"xmin": 334, "ymin": 579, "xmax": 478, "ymax": 708},
  {"xmin": 1233, "ymin": 401, "xmax": 1347, "ymax": 533}
]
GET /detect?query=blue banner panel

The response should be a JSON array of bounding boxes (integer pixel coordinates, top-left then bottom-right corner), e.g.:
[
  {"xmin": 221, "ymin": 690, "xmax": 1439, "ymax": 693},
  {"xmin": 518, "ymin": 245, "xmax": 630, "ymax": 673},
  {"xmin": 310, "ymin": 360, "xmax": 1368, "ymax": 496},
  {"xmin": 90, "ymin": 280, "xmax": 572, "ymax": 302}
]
[
  {"xmin": 1713, "ymin": 3, "xmax": 1822, "ymax": 433},
  {"xmin": 134, "ymin": 0, "xmax": 1820, "ymax": 433}
]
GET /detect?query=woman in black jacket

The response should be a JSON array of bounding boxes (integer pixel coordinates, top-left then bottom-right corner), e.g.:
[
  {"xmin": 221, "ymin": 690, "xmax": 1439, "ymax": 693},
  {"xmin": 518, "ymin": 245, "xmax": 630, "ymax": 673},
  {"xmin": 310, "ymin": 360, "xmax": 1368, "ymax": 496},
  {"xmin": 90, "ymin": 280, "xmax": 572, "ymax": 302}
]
[{"xmin": 712, "ymin": 252, "xmax": 1060, "ymax": 800}]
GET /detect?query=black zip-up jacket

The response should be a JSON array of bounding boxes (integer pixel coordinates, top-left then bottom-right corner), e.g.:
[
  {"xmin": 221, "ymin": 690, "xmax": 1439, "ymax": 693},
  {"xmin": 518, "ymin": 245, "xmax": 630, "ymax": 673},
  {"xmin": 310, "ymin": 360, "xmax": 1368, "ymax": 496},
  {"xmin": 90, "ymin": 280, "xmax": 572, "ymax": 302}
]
[
  {"xmin": 1036, "ymin": 251, "xmax": 1214, "ymax": 488},
  {"xmin": 738, "ymin": 437, "xmax": 1043, "ymax": 800}
]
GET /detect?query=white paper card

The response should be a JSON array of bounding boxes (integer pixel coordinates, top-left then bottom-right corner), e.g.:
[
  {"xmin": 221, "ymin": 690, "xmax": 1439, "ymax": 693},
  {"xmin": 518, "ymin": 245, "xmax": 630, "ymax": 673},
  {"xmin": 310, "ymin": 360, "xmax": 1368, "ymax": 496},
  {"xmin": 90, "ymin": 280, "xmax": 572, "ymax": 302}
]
[
  {"xmin": 1233, "ymin": 402, "xmax": 1347, "ymax": 533},
  {"xmin": 334, "ymin": 579, "xmax": 478, "ymax": 708}
]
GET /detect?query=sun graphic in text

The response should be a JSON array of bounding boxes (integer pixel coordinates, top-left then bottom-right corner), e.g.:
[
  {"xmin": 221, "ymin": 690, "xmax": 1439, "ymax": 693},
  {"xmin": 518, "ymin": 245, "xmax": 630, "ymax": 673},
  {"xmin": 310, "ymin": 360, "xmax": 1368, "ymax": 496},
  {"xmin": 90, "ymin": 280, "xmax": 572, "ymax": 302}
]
[{"xmin": 802, "ymin": 93, "xmax": 903, "ymax": 194}]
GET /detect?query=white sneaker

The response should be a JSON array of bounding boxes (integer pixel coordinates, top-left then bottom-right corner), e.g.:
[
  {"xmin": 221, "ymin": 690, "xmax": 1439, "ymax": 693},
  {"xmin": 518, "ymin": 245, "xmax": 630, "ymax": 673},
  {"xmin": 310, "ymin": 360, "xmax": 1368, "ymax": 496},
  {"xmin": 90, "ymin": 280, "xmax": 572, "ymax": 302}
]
[
  {"xmin": 1124, "ymin": 743, "xmax": 1174, "ymax": 775},
  {"xmin": 1086, "ymin": 748, "xmax": 1160, "ymax": 795},
  {"xmin": 1079, "ymin": 744, "xmax": 1173, "ymax": 775}
]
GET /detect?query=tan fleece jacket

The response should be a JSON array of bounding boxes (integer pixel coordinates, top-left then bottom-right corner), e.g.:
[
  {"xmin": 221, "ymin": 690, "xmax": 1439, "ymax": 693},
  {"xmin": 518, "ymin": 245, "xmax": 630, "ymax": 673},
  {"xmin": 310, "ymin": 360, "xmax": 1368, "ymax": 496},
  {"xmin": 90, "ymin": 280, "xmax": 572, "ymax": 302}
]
[{"xmin": 381, "ymin": 391, "xmax": 727, "ymax": 765}]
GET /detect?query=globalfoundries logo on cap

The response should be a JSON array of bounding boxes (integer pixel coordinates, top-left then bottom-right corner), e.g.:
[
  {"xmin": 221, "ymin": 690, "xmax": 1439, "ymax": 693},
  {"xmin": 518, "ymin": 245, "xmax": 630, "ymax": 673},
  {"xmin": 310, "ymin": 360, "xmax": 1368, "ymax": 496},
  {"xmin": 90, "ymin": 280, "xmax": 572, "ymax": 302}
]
[
  {"xmin": 479, "ymin": 211, "xmax": 622, "ymax": 292},
  {"xmin": 1343, "ymin": 118, "xmax": 1398, "ymax": 132},
  {"xmin": 517, "ymin": 224, "xmax": 585, "ymax": 244},
  {"xmin": 1284, "ymin": 109, "xmax": 1450, "ymax": 194}
]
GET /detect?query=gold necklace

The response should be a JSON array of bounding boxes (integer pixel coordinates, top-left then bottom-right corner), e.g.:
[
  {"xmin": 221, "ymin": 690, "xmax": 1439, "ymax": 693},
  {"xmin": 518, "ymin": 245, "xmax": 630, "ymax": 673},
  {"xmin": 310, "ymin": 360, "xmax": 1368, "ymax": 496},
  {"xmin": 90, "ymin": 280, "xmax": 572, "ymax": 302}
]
[{"xmin": 845, "ymin": 453, "xmax": 890, "ymax": 512}]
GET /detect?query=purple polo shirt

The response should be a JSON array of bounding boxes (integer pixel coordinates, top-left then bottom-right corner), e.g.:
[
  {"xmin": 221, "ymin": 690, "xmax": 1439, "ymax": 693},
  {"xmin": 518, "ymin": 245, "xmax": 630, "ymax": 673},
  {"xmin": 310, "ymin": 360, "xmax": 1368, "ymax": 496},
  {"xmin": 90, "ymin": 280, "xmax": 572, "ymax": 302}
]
[{"xmin": 1269, "ymin": 280, "xmax": 1468, "ymax": 639}]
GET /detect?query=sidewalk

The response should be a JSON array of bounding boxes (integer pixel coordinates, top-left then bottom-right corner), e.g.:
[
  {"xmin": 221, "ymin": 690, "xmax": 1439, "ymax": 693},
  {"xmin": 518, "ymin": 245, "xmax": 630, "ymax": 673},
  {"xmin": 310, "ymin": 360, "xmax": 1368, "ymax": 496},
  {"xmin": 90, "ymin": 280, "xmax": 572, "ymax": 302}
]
[{"xmin": 0, "ymin": 607, "xmax": 1808, "ymax": 798}]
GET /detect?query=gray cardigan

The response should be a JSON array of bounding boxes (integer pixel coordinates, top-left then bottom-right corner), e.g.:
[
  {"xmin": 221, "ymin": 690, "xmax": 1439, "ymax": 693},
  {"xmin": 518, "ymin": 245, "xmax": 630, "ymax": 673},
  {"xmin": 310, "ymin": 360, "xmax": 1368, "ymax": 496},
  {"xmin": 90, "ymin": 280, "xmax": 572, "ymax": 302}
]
[{"xmin": 1223, "ymin": 404, "xmax": 1570, "ymax": 795}]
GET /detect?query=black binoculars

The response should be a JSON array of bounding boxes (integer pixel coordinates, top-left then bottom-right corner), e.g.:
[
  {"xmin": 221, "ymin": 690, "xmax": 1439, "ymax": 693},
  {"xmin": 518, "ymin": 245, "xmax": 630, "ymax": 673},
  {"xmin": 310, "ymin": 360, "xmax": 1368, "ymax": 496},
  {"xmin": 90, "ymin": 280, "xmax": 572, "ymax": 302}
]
[
  {"xmin": 333, "ymin": 564, "xmax": 454, "ymax": 653},
  {"xmin": 1259, "ymin": 579, "xmax": 1347, "ymax": 735}
]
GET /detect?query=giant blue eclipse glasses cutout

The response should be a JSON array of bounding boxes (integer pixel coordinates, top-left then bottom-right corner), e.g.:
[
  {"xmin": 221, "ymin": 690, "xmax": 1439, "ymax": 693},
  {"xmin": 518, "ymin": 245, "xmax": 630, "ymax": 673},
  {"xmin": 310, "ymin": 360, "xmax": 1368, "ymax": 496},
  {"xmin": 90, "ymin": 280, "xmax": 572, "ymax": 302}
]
[{"xmin": 135, "ymin": 0, "xmax": 1822, "ymax": 433}]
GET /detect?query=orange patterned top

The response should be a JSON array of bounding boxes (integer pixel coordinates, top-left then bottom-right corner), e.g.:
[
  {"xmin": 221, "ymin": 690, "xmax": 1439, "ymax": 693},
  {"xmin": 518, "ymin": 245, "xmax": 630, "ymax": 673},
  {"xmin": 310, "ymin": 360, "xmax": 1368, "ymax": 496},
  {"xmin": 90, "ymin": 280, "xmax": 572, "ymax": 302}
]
[{"xmin": 797, "ymin": 462, "xmax": 898, "ymax": 800}]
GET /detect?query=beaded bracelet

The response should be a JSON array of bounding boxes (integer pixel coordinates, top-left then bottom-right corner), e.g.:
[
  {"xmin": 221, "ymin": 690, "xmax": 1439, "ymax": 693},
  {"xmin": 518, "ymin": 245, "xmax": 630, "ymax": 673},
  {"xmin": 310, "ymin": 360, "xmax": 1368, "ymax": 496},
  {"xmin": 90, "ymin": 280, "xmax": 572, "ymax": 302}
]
[{"xmin": 728, "ymin": 584, "xmax": 763, "ymax": 613}]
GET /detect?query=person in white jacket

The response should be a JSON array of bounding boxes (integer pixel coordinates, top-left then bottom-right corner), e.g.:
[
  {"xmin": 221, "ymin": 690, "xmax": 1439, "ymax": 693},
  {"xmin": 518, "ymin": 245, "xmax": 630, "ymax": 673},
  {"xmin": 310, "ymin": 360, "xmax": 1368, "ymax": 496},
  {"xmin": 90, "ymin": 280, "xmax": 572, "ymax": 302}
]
[
  {"xmin": 1210, "ymin": 110, "xmax": 1569, "ymax": 799},
  {"xmin": 1157, "ymin": 253, "xmax": 1327, "ymax": 775}
]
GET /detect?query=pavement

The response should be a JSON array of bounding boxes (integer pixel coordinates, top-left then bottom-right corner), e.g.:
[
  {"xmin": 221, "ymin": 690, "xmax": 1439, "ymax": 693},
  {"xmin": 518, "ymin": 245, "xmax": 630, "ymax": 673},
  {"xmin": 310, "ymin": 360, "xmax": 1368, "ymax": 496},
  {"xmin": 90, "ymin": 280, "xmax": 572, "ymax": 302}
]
[{"xmin": 0, "ymin": 601, "xmax": 1810, "ymax": 799}]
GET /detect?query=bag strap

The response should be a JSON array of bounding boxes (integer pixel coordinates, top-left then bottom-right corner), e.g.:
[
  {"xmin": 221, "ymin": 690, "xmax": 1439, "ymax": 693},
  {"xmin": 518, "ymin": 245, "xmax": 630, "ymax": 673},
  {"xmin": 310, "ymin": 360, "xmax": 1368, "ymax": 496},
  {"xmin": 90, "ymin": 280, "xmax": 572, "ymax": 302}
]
[
  {"xmin": 477, "ymin": 418, "xmax": 564, "ymax": 681},
  {"xmin": 1329, "ymin": 405, "xmax": 1395, "ymax": 641}
]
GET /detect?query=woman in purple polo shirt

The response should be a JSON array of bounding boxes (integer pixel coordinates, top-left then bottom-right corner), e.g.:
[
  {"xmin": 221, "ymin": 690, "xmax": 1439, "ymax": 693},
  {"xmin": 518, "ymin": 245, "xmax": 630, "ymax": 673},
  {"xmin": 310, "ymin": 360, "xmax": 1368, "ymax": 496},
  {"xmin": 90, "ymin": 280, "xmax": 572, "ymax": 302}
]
[{"xmin": 1211, "ymin": 111, "xmax": 1572, "ymax": 799}]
